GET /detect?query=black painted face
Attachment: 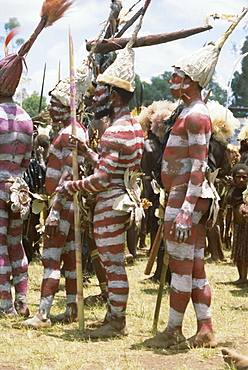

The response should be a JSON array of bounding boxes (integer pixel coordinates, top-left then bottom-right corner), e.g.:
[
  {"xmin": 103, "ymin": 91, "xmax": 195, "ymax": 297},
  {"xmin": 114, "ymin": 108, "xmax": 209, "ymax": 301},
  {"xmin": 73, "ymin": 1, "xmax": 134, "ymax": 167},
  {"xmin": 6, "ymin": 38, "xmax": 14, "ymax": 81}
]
[{"xmin": 93, "ymin": 83, "xmax": 114, "ymax": 119}]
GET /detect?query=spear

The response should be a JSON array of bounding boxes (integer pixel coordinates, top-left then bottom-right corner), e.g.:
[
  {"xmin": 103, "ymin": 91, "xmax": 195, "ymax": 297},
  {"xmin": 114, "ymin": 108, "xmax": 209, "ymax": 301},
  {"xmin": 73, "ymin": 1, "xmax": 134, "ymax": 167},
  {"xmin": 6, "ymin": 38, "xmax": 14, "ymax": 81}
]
[
  {"xmin": 69, "ymin": 27, "xmax": 84, "ymax": 331},
  {"xmin": 152, "ymin": 247, "xmax": 169, "ymax": 331},
  {"xmin": 86, "ymin": 25, "xmax": 213, "ymax": 53},
  {"xmin": 38, "ymin": 63, "xmax": 46, "ymax": 114}
]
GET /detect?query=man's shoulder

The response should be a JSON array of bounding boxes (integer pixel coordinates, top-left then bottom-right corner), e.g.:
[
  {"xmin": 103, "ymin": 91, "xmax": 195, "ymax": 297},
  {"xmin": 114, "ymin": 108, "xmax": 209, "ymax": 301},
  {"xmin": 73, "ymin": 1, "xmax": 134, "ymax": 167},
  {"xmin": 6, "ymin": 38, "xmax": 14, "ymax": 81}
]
[
  {"xmin": 0, "ymin": 102, "xmax": 32, "ymax": 120},
  {"xmin": 184, "ymin": 100, "xmax": 209, "ymax": 115}
]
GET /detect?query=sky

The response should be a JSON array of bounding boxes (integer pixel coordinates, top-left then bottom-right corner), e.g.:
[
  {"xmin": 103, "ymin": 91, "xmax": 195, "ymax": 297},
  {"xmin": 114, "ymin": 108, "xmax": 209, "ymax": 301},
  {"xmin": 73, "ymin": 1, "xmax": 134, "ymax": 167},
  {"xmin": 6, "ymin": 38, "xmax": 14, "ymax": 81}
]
[{"xmin": 1, "ymin": 0, "xmax": 248, "ymax": 102}]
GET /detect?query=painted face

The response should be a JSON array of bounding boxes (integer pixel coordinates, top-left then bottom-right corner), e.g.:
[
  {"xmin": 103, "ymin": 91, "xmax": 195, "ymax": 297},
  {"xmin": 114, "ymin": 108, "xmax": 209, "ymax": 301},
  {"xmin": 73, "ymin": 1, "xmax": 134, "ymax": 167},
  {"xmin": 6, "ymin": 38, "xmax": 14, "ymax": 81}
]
[
  {"xmin": 93, "ymin": 83, "xmax": 114, "ymax": 119},
  {"xmin": 169, "ymin": 68, "xmax": 190, "ymax": 99},
  {"xmin": 48, "ymin": 97, "xmax": 70, "ymax": 124},
  {"xmin": 233, "ymin": 169, "xmax": 248, "ymax": 190}
]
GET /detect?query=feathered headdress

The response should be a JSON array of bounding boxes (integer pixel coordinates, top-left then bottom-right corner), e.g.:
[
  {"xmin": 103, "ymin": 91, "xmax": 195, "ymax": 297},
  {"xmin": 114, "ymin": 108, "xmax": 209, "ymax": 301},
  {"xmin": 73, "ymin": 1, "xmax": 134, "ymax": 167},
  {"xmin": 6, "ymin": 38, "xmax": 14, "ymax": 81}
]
[
  {"xmin": 206, "ymin": 100, "xmax": 240, "ymax": 143},
  {"xmin": 137, "ymin": 100, "xmax": 178, "ymax": 134},
  {"xmin": 49, "ymin": 59, "xmax": 92, "ymax": 108},
  {"xmin": 238, "ymin": 118, "xmax": 248, "ymax": 142},
  {"xmin": 97, "ymin": 0, "xmax": 151, "ymax": 92},
  {"xmin": 173, "ymin": 7, "xmax": 248, "ymax": 88},
  {"xmin": 0, "ymin": 0, "xmax": 74, "ymax": 97}
]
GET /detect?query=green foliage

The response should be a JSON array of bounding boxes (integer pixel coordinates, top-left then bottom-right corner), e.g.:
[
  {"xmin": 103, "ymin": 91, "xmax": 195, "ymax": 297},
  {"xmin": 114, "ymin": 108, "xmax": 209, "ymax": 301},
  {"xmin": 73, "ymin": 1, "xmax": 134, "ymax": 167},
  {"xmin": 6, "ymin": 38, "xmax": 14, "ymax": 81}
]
[
  {"xmin": 15, "ymin": 38, "xmax": 24, "ymax": 47},
  {"xmin": 206, "ymin": 76, "xmax": 227, "ymax": 105},
  {"xmin": 230, "ymin": 36, "xmax": 248, "ymax": 116},
  {"xmin": 4, "ymin": 17, "xmax": 20, "ymax": 32},
  {"xmin": 141, "ymin": 71, "xmax": 173, "ymax": 106},
  {"xmin": 22, "ymin": 92, "xmax": 47, "ymax": 118},
  {"xmin": 131, "ymin": 71, "xmax": 227, "ymax": 111}
]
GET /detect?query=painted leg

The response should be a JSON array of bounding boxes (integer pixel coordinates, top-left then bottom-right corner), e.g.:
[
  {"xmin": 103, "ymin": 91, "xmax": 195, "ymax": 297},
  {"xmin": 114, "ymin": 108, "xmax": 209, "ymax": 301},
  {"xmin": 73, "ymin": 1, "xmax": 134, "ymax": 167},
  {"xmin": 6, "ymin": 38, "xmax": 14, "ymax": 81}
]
[
  {"xmin": 84, "ymin": 234, "xmax": 107, "ymax": 307},
  {"xmin": 176, "ymin": 221, "xmax": 217, "ymax": 349},
  {"xmin": 222, "ymin": 347, "xmax": 248, "ymax": 369},
  {"xmin": 85, "ymin": 194, "xmax": 129, "ymax": 339},
  {"xmin": 51, "ymin": 229, "xmax": 78, "ymax": 323},
  {"xmin": 0, "ymin": 199, "xmax": 15, "ymax": 315},
  {"xmin": 8, "ymin": 211, "xmax": 29, "ymax": 317}
]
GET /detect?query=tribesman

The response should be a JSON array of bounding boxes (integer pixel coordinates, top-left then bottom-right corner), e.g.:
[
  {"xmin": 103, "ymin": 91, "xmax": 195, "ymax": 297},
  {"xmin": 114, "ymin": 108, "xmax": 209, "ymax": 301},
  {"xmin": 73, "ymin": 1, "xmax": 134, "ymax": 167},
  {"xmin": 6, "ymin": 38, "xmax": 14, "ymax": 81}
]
[
  {"xmin": 0, "ymin": 52, "xmax": 33, "ymax": 319},
  {"xmin": 144, "ymin": 8, "xmax": 248, "ymax": 349},
  {"xmin": 0, "ymin": 0, "xmax": 74, "ymax": 318},
  {"xmin": 56, "ymin": 45, "xmax": 144, "ymax": 339},
  {"xmin": 20, "ymin": 60, "xmax": 92, "ymax": 328}
]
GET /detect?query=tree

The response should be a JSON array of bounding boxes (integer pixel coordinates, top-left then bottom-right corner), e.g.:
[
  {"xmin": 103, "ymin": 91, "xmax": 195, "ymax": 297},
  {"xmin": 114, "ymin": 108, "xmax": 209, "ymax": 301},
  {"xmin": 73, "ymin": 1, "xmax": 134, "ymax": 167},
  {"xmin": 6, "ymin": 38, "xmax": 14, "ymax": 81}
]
[
  {"xmin": 15, "ymin": 38, "xmax": 25, "ymax": 47},
  {"xmin": 14, "ymin": 87, "xmax": 29, "ymax": 106},
  {"xmin": 4, "ymin": 17, "xmax": 20, "ymax": 32},
  {"xmin": 230, "ymin": 36, "xmax": 248, "ymax": 116},
  {"xmin": 133, "ymin": 71, "xmax": 227, "ymax": 108},
  {"xmin": 206, "ymin": 76, "xmax": 227, "ymax": 105},
  {"xmin": 21, "ymin": 92, "xmax": 47, "ymax": 118},
  {"xmin": 4, "ymin": 18, "xmax": 24, "ymax": 52},
  {"xmin": 141, "ymin": 71, "xmax": 173, "ymax": 106}
]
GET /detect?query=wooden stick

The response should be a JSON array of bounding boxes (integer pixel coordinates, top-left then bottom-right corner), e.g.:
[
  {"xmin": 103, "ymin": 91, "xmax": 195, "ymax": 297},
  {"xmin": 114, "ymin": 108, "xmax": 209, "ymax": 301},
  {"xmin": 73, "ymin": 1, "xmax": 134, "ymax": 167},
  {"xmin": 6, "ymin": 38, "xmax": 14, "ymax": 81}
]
[
  {"xmin": 86, "ymin": 25, "xmax": 213, "ymax": 53},
  {"xmin": 144, "ymin": 223, "xmax": 163, "ymax": 275},
  {"xmin": 69, "ymin": 28, "xmax": 84, "ymax": 331},
  {"xmin": 115, "ymin": 7, "xmax": 143, "ymax": 38},
  {"xmin": 152, "ymin": 247, "xmax": 169, "ymax": 331}
]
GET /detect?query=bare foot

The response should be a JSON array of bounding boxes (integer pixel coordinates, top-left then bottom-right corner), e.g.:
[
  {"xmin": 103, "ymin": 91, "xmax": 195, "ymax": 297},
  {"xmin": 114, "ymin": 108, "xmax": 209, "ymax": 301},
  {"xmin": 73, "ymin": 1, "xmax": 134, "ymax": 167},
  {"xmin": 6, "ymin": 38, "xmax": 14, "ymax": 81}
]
[
  {"xmin": 170, "ymin": 331, "xmax": 218, "ymax": 349},
  {"xmin": 233, "ymin": 278, "xmax": 248, "ymax": 285},
  {"xmin": 222, "ymin": 347, "xmax": 248, "ymax": 370},
  {"xmin": 143, "ymin": 329, "xmax": 186, "ymax": 349}
]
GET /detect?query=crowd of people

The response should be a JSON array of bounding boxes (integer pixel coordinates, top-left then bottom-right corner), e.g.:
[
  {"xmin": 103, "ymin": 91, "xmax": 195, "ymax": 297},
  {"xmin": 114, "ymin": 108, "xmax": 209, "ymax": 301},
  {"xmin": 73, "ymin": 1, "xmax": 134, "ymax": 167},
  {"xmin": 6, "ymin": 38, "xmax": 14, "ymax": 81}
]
[{"xmin": 1, "ymin": 4, "xmax": 248, "ymax": 370}]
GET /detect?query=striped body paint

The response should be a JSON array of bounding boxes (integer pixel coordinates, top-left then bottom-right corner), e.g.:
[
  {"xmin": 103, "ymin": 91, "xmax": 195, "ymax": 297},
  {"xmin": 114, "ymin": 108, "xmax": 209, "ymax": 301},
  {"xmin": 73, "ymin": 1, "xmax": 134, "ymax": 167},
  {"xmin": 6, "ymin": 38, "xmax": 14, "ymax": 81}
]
[
  {"xmin": 161, "ymin": 100, "xmax": 213, "ymax": 331},
  {"xmin": 66, "ymin": 107, "xmax": 144, "ymax": 318},
  {"xmin": 39, "ymin": 121, "xmax": 88, "ymax": 314},
  {"xmin": 0, "ymin": 102, "xmax": 33, "ymax": 313}
]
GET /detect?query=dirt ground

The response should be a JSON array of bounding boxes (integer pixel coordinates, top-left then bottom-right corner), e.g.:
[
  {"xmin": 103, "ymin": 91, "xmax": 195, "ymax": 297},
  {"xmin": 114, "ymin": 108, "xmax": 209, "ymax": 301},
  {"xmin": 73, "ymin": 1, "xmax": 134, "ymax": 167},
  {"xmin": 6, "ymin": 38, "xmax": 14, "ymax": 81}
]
[{"xmin": 0, "ymin": 250, "xmax": 248, "ymax": 370}]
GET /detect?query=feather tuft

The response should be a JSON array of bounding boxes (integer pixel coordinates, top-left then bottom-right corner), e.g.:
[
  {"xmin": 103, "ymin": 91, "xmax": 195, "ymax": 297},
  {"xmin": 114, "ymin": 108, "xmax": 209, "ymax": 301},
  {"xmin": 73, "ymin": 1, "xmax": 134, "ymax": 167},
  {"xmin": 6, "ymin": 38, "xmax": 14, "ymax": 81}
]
[
  {"xmin": 40, "ymin": 0, "xmax": 75, "ymax": 27},
  {"xmin": 4, "ymin": 27, "xmax": 20, "ymax": 56}
]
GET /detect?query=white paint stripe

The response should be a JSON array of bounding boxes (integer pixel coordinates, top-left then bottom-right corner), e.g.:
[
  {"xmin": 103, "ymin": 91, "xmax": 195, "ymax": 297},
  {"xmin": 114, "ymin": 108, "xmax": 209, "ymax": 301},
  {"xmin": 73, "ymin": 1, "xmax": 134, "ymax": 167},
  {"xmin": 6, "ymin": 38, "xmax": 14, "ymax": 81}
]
[
  {"xmin": 12, "ymin": 272, "xmax": 27, "ymax": 285},
  {"xmin": 192, "ymin": 277, "xmax": 209, "ymax": 290},
  {"xmin": 168, "ymin": 307, "xmax": 184, "ymax": 328},
  {"xmin": 194, "ymin": 248, "xmax": 204, "ymax": 259},
  {"xmin": 109, "ymin": 292, "xmax": 128, "ymax": 302},
  {"xmin": 166, "ymin": 240, "xmax": 194, "ymax": 260},
  {"xmin": 106, "ymin": 265, "xmax": 126, "ymax": 275},
  {"xmin": 97, "ymin": 234, "xmax": 124, "ymax": 248},
  {"xmin": 43, "ymin": 269, "xmax": 60, "ymax": 280},
  {"xmin": 0, "ymin": 266, "xmax": 12, "ymax": 274},
  {"xmin": 12, "ymin": 257, "xmax": 28, "ymax": 269},
  {"xmin": 108, "ymin": 281, "xmax": 129, "ymax": 289},
  {"xmin": 0, "ymin": 283, "xmax": 11, "ymax": 292},
  {"xmin": 42, "ymin": 248, "xmax": 61, "ymax": 261},
  {"xmin": 64, "ymin": 270, "xmax": 77, "ymax": 279},
  {"xmin": 100, "ymin": 252, "xmax": 124, "ymax": 263},
  {"xmin": 193, "ymin": 303, "xmax": 211, "ymax": 321},
  {"xmin": 171, "ymin": 272, "xmax": 192, "ymax": 293},
  {"xmin": 66, "ymin": 295, "xmax": 77, "ymax": 304}
]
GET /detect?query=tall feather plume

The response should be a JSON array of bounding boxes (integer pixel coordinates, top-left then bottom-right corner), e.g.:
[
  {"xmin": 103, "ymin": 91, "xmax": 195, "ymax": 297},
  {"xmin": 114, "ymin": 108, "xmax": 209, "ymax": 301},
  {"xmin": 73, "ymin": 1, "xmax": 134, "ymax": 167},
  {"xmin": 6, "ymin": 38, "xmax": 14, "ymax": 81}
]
[
  {"xmin": 4, "ymin": 27, "xmax": 20, "ymax": 56},
  {"xmin": 0, "ymin": 0, "xmax": 75, "ymax": 96},
  {"xmin": 40, "ymin": 0, "xmax": 75, "ymax": 27},
  {"xmin": 18, "ymin": 0, "xmax": 75, "ymax": 56}
]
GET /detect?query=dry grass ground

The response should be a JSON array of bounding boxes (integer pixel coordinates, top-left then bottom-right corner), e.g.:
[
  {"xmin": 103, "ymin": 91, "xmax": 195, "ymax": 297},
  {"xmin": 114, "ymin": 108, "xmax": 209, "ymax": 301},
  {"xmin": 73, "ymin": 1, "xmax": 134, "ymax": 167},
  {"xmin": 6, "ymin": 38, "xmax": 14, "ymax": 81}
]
[{"xmin": 0, "ymin": 248, "xmax": 248, "ymax": 370}]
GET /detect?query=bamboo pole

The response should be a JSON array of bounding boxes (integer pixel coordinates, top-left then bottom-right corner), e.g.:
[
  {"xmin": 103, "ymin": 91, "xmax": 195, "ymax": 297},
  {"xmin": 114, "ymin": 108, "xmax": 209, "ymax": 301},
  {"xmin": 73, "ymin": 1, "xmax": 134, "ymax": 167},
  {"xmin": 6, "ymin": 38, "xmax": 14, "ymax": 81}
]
[
  {"xmin": 86, "ymin": 25, "xmax": 213, "ymax": 53},
  {"xmin": 69, "ymin": 28, "xmax": 84, "ymax": 331}
]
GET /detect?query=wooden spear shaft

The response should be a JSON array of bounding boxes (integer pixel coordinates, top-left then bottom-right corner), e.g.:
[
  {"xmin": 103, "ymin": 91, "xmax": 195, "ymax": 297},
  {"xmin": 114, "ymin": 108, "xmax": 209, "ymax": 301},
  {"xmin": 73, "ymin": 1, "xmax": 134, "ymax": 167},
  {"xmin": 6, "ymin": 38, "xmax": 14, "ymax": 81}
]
[
  {"xmin": 86, "ymin": 25, "xmax": 213, "ymax": 53},
  {"xmin": 144, "ymin": 223, "xmax": 163, "ymax": 275},
  {"xmin": 69, "ymin": 28, "xmax": 84, "ymax": 331},
  {"xmin": 152, "ymin": 247, "xmax": 169, "ymax": 331}
]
